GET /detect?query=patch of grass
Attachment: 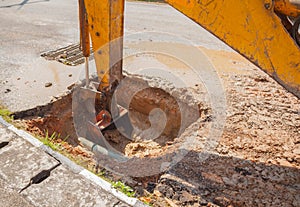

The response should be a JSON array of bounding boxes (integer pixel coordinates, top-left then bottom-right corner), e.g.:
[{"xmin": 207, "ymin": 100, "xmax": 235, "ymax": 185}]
[
  {"xmin": 40, "ymin": 131, "xmax": 61, "ymax": 151},
  {"xmin": 0, "ymin": 105, "xmax": 13, "ymax": 123},
  {"xmin": 39, "ymin": 130, "xmax": 69, "ymax": 152},
  {"xmin": 112, "ymin": 180, "xmax": 136, "ymax": 197}
]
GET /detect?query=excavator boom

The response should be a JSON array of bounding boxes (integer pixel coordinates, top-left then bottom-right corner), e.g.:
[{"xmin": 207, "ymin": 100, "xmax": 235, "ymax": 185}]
[{"xmin": 165, "ymin": 0, "xmax": 300, "ymax": 98}]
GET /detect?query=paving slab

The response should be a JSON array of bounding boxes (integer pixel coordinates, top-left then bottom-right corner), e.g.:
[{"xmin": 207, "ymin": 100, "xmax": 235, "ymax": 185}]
[
  {"xmin": 0, "ymin": 178, "xmax": 33, "ymax": 207},
  {"xmin": 0, "ymin": 128, "xmax": 58, "ymax": 190},
  {"xmin": 0, "ymin": 121, "xmax": 144, "ymax": 206},
  {"xmin": 21, "ymin": 164, "xmax": 129, "ymax": 207},
  {"xmin": 0, "ymin": 123, "xmax": 15, "ymax": 143}
]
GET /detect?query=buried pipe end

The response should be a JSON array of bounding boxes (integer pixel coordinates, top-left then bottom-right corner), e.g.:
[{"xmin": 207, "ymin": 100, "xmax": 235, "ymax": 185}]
[{"xmin": 78, "ymin": 137, "xmax": 128, "ymax": 162}]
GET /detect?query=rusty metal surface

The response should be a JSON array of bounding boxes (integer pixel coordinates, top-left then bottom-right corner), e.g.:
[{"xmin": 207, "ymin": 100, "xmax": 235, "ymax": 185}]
[{"xmin": 275, "ymin": 0, "xmax": 300, "ymax": 17}]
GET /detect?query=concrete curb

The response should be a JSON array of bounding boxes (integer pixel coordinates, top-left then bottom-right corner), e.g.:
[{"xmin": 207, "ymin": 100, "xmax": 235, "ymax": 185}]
[{"xmin": 0, "ymin": 117, "xmax": 146, "ymax": 207}]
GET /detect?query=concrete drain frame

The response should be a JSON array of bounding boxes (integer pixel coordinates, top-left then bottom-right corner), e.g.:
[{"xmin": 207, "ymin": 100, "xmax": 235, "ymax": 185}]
[{"xmin": 13, "ymin": 73, "xmax": 212, "ymax": 197}]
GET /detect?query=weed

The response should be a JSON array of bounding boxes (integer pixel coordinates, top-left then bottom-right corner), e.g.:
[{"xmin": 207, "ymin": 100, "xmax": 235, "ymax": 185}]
[
  {"xmin": 40, "ymin": 131, "xmax": 60, "ymax": 151},
  {"xmin": 39, "ymin": 130, "xmax": 69, "ymax": 152},
  {"xmin": 112, "ymin": 181, "xmax": 136, "ymax": 197},
  {"xmin": 0, "ymin": 105, "xmax": 13, "ymax": 123}
]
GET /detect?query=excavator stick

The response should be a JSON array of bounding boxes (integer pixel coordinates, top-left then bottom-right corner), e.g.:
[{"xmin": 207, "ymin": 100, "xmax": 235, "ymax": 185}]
[
  {"xmin": 76, "ymin": 0, "xmax": 133, "ymax": 151},
  {"xmin": 83, "ymin": 0, "xmax": 124, "ymax": 90}
]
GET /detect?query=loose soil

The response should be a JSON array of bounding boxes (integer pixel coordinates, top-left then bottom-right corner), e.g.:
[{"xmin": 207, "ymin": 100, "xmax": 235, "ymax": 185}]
[{"xmin": 13, "ymin": 48, "xmax": 300, "ymax": 207}]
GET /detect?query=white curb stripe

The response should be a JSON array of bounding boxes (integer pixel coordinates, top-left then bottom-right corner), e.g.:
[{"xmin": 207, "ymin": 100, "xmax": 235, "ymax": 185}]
[{"xmin": 80, "ymin": 169, "xmax": 139, "ymax": 206}]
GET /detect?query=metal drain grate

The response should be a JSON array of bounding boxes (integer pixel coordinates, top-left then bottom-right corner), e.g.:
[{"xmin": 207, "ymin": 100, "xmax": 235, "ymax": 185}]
[{"xmin": 41, "ymin": 43, "xmax": 94, "ymax": 66}]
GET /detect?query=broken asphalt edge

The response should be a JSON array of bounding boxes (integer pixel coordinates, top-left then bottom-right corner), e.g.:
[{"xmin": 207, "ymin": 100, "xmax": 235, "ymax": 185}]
[{"xmin": 0, "ymin": 116, "xmax": 146, "ymax": 207}]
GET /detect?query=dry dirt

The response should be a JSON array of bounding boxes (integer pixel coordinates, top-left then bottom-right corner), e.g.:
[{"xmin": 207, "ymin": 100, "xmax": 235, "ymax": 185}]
[{"xmin": 14, "ymin": 48, "xmax": 300, "ymax": 207}]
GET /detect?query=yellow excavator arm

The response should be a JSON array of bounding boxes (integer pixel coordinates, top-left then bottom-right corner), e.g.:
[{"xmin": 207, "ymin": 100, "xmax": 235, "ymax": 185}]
[{"xmin": 79, "ymin": 0, "xmax": 300, "ymax": 99}]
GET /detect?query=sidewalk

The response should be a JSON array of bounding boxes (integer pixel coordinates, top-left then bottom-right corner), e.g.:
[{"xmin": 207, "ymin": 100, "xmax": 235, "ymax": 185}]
[{"xmin": 0, "ymin": 117, "xmax": 144, "ymax": 207}]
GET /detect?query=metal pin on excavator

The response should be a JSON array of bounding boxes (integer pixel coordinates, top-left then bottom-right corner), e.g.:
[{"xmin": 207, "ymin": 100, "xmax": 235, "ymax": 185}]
[{"xmin": 77, "ymin": 0, "xmax": 300, "ymax": 156}]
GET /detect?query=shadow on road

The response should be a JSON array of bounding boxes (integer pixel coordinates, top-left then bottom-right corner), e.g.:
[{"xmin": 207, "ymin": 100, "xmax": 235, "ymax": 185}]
[
  {"xmin": 163, "ymin": 151, "xmax": 300, "ymax": 206},
  {"xmin": 0, "ymin": 0, "xmax": 50, "ymax": 10}
]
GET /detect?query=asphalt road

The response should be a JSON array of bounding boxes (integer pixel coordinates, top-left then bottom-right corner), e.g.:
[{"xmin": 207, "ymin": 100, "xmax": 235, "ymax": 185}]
[{"xmin": 0, "ymin": 0, "xmax": 230, "ymax": 112}]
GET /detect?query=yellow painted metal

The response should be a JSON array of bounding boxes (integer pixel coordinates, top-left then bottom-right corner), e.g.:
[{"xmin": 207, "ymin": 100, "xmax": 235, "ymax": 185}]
[
  {"xmin": 165, "ymin": 0, "xmax": 300, "ymax": 98},
  {"xmin": 274, "ymin": 0, "xmax": 300, "ymax": 17},
  {"xmin": 83, "ymin": 0, "xmax": 125, "ymax": 89}
]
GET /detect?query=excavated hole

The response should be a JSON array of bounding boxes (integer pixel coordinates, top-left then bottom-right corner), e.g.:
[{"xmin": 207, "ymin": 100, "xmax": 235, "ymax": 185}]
[
  {"xmin": 13, "ymin": 74, "xmax": 211, "ymax": 175},
  {"xmin": 104, "ymin": 84, "xmax": 204, "ymax": 158}
]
